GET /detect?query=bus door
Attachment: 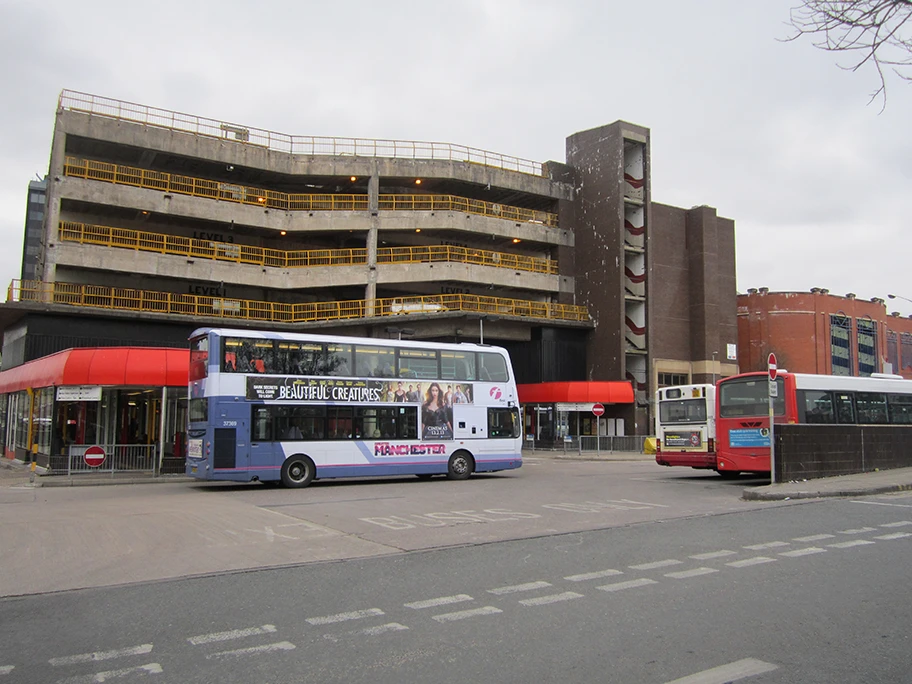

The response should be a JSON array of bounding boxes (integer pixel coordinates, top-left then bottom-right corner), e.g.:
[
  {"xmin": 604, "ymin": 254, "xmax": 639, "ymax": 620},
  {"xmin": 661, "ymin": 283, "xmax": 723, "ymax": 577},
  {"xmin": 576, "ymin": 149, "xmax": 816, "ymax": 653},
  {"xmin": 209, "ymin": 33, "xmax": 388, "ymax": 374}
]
[{"xmin": 453, "ymin": 405, "xmax": 487, "ymax": 439}]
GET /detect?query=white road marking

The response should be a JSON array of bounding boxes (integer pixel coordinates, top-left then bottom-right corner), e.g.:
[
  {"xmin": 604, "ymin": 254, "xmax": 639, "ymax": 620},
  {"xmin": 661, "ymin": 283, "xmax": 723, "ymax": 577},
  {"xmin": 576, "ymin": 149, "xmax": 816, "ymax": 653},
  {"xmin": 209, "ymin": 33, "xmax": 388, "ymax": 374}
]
[
  {"xmin": 323, "ymin": 623, "xmax": 409, "ymax": 642},
  {"xmin": 306, "ymin": 608, "xmax": 384, "ymax": 625},
  {"xmin": 793, "ymin": 533, "xmax": 835, "ymax": 542},
  {"xmin": 597, "ymin": 578, "xmax": 658, "ymax": 592},
  {"xmin": 828, "ymin": 540, "xmax": 876, "ymax": 549},
  {"xmin": 665, "ymin": 568, "xmax": 718, "ymax": 579},
  {"xmin": 405, "ymin": 594, "xmax": 473, "ymax": 610},
  {"xmin": 874, "ymin": 532, "xmax": 912, "ymax": 540},
  {"xmin": 50, "ymin": 644, "xmax": 154, "ymax": 666},
  {"xmin": 487, "ymin": 581, "xmax": 552, "ymax": 595},
  {"xmin": 188, "ymin": 624, "xmax": 277, "ymax": 645},
  {"xmin": 630, "ymin": 559, "xmax": 682, "ymax": 570},
  {"xmin": 432, "ymin": 606, "xmax": 502, "ymax": 622},
  {"xmin": 780, "ymin": 547, "xmax": 826, "ymax": 557},
  {"xmin": 564, "ymin": 569, "xmax": 623, "ymax": 582},
  {"xmin": 519, "ymin": 591, "xmax": 584, "ymax": 606},
  {"xmin": 689, "ymin": 550, "xmax": 737, "ymax": 560},
  {"xmin": 838, "ymin": 527, "xmax": 876, "ymax": 535},
  {"xmin": 726, "ymin": 557, "xmax": 777, "ymax": 568},
  {"xmin": 665, "ymin": 657, "xmax": 778, "ymax": 683},
  {"xmin": 853, "ymin": 499, "xmax": 912, "ymax": 508},
  {"xmin": 743, "ymin": 541, "xmax": 789, "ymax": 550},
  {"xmin": 205, "ymin": 641, "xmax": 295, "ymax": 659},
  {"xmin": 55, "ymin": 663, "xmax": 163, "ymax": 682},
  {"xmin": 881, "ymin": 520, "xmax": 912, "ymax": 526},
  {"xmin": 0, "ymin": 666, "xmax": 13, "ymax": 676}
]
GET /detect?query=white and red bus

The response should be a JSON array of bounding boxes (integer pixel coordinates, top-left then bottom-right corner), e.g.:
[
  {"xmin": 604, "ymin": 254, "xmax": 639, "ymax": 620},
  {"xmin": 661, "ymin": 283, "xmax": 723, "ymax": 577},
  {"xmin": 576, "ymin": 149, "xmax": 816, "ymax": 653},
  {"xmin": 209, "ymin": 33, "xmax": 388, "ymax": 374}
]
[
  {"xmin": 185, "ymin": 328, "xmax": 522, "ymax": 488},
  {"xmin": 654, "ymin": 384, "xmax": 716, "ymax": 471},
  {"xmin": 715, "ymin": 371, "xmax": 912, "ymax": 476}
]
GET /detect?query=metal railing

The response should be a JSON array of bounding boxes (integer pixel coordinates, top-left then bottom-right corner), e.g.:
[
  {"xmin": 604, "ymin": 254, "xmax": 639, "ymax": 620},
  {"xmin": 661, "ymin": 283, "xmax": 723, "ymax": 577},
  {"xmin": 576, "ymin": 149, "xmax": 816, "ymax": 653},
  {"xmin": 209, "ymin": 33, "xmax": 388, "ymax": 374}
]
[
  {"xmin": 59, "ymin": 90, "xmax": 545, "ymax": 176},
  {"xmin": 63, "ymin": 157, "xmax": 557, "ymax": 228},
  {"xmin": 58, "ymin": 222, "xmax": 559, "ymax": 274},
  {"xmin": 66, "ymin": 444, "xmax": 157, "ymax": 475},
  {"xmin": 63, "ymin": 157, "xmax": 559, "ymax": 227},
  {"xmin": 8, "ymin": 281, "xmax": 591, "ymax": 324}
]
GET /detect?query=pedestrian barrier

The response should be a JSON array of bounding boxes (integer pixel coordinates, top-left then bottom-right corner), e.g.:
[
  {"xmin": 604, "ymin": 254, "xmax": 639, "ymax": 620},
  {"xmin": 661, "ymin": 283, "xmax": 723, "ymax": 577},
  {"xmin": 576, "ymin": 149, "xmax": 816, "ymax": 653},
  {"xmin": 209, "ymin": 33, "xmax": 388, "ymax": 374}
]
[{"xmin": 66, "ymin": 445, "xmax": 157, "ymax": 476}]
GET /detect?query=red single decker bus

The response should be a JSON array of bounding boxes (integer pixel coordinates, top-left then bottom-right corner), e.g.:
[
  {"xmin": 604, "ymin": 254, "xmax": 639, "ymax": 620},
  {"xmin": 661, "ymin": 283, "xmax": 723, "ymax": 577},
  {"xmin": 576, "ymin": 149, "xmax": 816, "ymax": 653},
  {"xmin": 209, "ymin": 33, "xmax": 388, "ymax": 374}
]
[{"xmin": 715, "ymin": 371, "xmax": 912, "ymax": 476}]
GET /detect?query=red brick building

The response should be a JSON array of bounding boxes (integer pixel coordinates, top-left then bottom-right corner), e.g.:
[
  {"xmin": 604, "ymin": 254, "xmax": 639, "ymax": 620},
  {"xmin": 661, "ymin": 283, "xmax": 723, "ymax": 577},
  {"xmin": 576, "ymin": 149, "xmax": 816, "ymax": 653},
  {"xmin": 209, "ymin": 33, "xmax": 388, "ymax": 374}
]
[{"xmin": 737, "ymin": 288, "xmax": 912, "ymax": 379}]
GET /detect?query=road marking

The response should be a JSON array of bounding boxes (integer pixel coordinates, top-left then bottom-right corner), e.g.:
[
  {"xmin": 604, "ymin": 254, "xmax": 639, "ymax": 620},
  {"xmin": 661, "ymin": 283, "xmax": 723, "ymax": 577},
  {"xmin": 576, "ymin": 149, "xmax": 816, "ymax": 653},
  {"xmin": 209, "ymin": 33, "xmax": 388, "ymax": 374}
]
[
  {"xmin": 629, "ymin": 559, "xmax": 682, "ymax": 570},
  {"xmin": 205, "ymin": 641, "xmax": 295, "ymax": 659},
  {"xmin": 49, "ymin": 644, "xmax": 153, "ymax": 666},
  {"xmin": 792, "ymin": 534, "xmax": 835, "ymax": 542},
  {"xmin": 875, "ymin": 532, "xmax": 912, "ymax": 540},
  {"xmin": 743, "ymin": 541, "xmax": 789, "ymax": 550},
  {"xmin": 853, "ymin": 499, "xmax": 912, "ymax": 508},
  {"xmin": 780, "ymin": 547, "xmax": 826, "ymax": 557},
  {"xmin": 323, "ymin": 623, "xmax": 409, "ymax": 642},
  {"xmin": 488, "ymin": 581, "xmax": 552, "ymax": 595},
  {"xmin": 726, "ymin": 556, "xmax": 776, "ymax": 568},
  {"xmin": 838, "ymin": 527, "xmax": 876, "ymax": 535},
  {"xmin": 828, "ymin": 540, "xmax": 876, "ymax": 549},
  {"xmin": 665, "ymin": 568, "xmax": 718, "ymax": 579},
  {"xmin": 188, "ymin": 624, "xmax": 277, "ymax": 645},
  {"xmin": 519, "ymin": 591, "xmax": 584, "ymax": 606},
  {"xmin": 689, "ymin": 550, "xmax": 737, "ymax": 560},
  {"xmin": 597, "ymin": 578, "xmax": 658, "ymax": 592},
  {"xmin": 432, "ymin": 606, "xmax": 502, "ymax": 623},
  {"xmin": 665, "ymin": 657, "xmax": 778, "ymax": 683},
  {"xmin": 0, "ymin": 666, "xmax": 13, "ymax": 676},
  {"xmin": 564, "ymin": 569, "xmax": 623, "ymax": 582},
  {"xmin": 55, "ymin": 663, "xmax": 163, "ymax": 682},
  {"xmin": 306, "ymin": 608, "xmax": 384, "ymax": 625},
  {"xmin": 405, "ymin": 594, "xmax": 473, "ymax": 610},
  {"xmin": 881, "ymin": 520, "xmax": 912, "ymax": 526}
]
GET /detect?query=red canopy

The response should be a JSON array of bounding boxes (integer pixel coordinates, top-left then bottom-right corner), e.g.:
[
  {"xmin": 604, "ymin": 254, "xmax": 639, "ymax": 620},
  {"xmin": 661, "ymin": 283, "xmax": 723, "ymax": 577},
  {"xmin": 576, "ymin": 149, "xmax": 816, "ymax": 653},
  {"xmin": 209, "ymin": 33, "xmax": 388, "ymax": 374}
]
[
  {"xmin": 0, "ymin": 347, "xmax": 189, "ymax": 394},
  {"xmin": 517, "ymin": 381, "xmax": 634, "ymax": 404}
]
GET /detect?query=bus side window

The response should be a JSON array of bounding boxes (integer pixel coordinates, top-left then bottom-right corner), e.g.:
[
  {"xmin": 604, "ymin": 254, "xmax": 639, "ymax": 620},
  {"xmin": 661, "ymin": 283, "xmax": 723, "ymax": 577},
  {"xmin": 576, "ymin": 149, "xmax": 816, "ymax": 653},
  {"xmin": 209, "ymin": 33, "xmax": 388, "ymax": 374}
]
[
  {"xmin": 224, "ymin": 352, "xmax": 237, "ymax": 372},
  {"xmin": 834, "ymin": 393, "xmax": 855, "ymax": 424}
]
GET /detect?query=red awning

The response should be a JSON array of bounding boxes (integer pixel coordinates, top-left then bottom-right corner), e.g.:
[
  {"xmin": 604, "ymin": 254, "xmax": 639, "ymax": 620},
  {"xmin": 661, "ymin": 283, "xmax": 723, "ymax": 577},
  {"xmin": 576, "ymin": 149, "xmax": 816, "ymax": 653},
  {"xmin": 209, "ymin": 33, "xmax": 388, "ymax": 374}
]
[
  {"xmin": 517, "ymin": 381, "xmax": 634, "ymax": 405},
  {"xmin": 0, "ymin": 347, "xmax": 189, "ymax": 394}
]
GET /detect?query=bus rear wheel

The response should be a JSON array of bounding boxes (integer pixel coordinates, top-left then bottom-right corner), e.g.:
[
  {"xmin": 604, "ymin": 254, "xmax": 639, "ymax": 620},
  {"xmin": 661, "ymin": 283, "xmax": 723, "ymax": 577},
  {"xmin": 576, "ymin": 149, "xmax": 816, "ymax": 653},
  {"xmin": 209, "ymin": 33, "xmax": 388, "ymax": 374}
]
[
  {"xmin": 282, "ymin": 455, "xmax": 315, "ymax": 488},
  {"xmin": 447, "ymin": 451, "xmax": 474, "ymax": 480}
]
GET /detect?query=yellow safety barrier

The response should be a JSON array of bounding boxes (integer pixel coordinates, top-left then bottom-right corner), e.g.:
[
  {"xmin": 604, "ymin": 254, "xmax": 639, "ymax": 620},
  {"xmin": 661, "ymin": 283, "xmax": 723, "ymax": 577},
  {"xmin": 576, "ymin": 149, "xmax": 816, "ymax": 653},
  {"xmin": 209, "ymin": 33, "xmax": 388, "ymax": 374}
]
[
  {"xmin": 7, "ymin": 281, "xmax": 590, "ymax": 324},
  {"xmin": 58, "ymin": 222, "xmax": 558, "ymax": 275},
  {"xmin": 63, "ymin": 157, "xmax": 559, "ymax": 228}
]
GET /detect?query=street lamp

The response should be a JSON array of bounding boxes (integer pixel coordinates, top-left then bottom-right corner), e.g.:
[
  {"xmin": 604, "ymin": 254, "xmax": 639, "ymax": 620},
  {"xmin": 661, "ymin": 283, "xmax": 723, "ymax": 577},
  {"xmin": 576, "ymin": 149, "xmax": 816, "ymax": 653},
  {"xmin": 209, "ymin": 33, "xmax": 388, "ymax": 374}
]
[
  {"xmin": 385, "ymin": 327, "xmax": 415, "ymax": 341},
  {"xmin": 466, "ymin": 314, "xmax": 500, "ymax": 344},
  {"xmin": 887, "ymin": 294, "xmax": 912, "ymax": 304},
  {"xmin": 711, "ymin": 351, "xmax": 718, "ymax": 385}
]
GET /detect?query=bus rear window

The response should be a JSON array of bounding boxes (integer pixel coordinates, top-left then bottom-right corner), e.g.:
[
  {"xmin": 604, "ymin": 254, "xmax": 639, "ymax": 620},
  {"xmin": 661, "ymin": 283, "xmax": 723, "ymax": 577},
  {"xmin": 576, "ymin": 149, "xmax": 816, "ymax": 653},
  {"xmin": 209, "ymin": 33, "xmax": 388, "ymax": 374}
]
[{"xmin": 659, "ymin": 399, "xmax": 707, "ymax": 424}]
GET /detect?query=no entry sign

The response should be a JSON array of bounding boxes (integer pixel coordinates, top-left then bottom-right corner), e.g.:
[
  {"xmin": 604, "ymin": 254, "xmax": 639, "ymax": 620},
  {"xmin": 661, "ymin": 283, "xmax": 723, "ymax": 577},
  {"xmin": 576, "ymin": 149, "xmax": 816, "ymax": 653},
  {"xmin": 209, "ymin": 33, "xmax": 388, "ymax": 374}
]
[
  {"xmin": 592, "ymin": 403, "xmax": 605, "ymax": 417},
  {"xmin": 83, "ymin": 445, "xmax": 106, "ymax": 468}
]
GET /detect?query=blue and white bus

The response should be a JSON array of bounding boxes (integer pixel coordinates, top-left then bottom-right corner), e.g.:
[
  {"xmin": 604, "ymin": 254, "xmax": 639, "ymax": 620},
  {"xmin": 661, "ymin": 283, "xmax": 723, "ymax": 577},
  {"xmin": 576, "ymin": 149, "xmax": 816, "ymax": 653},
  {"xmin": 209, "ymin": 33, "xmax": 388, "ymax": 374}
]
[{"xmin": 185, "ymin": 328, "xmax": 523, "ymax": 487}]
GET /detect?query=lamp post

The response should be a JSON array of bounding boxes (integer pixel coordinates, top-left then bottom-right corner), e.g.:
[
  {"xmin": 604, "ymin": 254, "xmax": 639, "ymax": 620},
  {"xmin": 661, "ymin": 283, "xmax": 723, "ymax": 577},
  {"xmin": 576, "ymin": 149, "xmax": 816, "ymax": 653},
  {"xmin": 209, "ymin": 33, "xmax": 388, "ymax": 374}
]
[
  {"xmin": 711, "ymin": 351, "xmax": 718, "ymax": 385},
  {"xmin": 887, "ymin": 293, "xmax": 912, "ymax": 305}
]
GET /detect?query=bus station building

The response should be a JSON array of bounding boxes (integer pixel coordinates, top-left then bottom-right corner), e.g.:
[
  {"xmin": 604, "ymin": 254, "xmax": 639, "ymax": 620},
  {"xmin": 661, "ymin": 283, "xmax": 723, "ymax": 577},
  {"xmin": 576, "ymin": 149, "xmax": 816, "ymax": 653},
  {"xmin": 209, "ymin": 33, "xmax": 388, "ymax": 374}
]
[{"xmin": 0, "ymin": 90, "xmax": 739, "ymax": 467}]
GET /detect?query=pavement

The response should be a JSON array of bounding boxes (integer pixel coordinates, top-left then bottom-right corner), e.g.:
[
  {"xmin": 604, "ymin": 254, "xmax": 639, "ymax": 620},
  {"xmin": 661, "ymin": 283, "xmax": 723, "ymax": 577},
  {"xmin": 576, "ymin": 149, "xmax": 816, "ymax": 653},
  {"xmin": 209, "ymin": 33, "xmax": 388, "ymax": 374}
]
[{"xmin": 3, "ymin": 451, "xmax": 912, "ymax": 501}]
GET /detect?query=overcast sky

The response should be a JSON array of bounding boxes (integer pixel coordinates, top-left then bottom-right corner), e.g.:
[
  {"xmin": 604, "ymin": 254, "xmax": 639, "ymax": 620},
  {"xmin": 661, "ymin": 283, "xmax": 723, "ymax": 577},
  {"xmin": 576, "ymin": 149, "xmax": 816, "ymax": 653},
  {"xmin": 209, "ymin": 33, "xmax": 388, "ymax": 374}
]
[{"xmin": 2, "ymin": 0, "xmax": 910, "ymax": 316}]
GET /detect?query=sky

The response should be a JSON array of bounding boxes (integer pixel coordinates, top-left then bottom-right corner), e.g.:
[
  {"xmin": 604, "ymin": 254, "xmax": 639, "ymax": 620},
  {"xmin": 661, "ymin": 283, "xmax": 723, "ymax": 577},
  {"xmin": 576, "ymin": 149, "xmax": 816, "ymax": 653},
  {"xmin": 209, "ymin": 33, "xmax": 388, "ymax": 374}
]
[{"xmin": 1, "ymin": 0, "xmax": 910, "ymax": 316}]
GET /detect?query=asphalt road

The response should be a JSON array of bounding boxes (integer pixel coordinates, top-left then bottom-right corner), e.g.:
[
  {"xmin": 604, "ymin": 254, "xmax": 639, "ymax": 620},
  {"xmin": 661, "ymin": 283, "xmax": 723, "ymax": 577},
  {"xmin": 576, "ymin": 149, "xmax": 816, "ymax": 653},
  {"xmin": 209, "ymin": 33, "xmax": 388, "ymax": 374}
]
[
  {"xmin": 2, "ymin": 491, "xmax": 911, "ymax": 683},
  {"xmin": 0, "ymin": 458, "xmax": 780, "ymax": 597}
]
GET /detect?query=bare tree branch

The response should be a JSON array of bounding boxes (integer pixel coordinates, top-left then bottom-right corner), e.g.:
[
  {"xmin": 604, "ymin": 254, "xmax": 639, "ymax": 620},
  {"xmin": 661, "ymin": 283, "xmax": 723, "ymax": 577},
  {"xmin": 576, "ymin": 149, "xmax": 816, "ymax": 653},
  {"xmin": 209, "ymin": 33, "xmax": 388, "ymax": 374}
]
[{"xmin": 785, "ymin": 0, "xmax": 912, "ymax": 109}]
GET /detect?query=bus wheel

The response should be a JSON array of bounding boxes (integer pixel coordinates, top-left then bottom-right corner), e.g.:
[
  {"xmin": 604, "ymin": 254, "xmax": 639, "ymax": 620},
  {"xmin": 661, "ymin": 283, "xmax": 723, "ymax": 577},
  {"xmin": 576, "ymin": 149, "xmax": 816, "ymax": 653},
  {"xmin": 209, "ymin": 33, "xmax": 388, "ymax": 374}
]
[
  {"xmin": 281, "ymin": 456, "xmax": 315, "ymax": 488},
  {"xmin": 446, "ymin": 451, "xmax": 474, "ymax": 480}
]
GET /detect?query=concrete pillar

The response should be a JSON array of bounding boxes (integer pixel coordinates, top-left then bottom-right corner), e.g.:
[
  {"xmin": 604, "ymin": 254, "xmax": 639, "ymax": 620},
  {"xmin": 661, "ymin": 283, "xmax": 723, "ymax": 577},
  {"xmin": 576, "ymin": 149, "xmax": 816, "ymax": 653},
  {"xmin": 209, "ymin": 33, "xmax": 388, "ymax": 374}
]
[{"xmin": 365, "ymin": 161, "xmax": 379, "ymax": 315}]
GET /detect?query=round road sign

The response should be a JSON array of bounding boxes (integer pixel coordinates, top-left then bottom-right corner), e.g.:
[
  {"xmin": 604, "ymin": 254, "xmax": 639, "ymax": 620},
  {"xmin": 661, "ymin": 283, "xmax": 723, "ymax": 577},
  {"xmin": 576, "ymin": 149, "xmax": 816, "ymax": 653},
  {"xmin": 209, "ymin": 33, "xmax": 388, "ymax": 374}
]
[
  {"xmin": 768, "ymin": 352, "xmax": 778, "ymax": 381},
  {"xmin": 84, "ymin": 445, "xmax": 106, "ymax": 468},
  {"xmin": 592, "ymin": 403, "xmax": 605, "ymax": 417}
]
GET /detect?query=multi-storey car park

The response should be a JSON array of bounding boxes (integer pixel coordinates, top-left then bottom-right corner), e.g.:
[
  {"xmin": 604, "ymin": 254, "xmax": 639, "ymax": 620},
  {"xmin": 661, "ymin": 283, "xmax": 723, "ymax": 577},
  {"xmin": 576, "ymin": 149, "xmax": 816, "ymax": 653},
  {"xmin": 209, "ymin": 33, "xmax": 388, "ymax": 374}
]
[{"xmin": 0, "ymin": 90, "xmax": 738, "ymax": 473}]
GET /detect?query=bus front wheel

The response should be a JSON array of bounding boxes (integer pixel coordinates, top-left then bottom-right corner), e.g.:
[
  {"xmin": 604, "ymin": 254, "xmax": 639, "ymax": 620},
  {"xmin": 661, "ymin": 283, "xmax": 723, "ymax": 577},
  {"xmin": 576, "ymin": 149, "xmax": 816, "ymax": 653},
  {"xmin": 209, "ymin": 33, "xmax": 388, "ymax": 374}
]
[
  {"xmin": 282, "ymin": 455, "xmax": 316, "ymax": 488},
  {"xmin": 447, "ymin": 451, "xmax": 475, "ymax": 481}
]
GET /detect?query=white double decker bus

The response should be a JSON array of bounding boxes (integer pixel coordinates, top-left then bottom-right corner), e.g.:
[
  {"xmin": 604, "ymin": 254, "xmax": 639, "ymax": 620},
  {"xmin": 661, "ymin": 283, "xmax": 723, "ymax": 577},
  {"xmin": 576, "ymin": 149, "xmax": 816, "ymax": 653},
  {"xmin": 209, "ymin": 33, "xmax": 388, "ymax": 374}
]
[{"xmin": 185, "ymin": 328, "xmax": 522, "ymax": 487}]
